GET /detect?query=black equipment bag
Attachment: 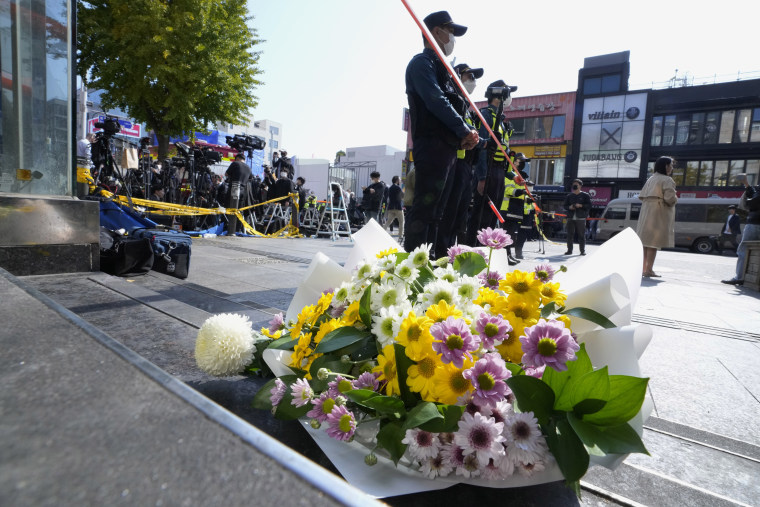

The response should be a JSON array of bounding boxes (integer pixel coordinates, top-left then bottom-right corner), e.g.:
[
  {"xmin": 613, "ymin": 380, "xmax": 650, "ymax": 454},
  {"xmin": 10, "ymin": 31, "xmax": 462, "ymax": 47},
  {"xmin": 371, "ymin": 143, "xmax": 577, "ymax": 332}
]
[
  {"xmin": 131, "ymin": 228, "xmax": 192, "ymax": 279},
  {"xmin": 99, "ymin": 227, "xmax": 154, "ymax": 277}
]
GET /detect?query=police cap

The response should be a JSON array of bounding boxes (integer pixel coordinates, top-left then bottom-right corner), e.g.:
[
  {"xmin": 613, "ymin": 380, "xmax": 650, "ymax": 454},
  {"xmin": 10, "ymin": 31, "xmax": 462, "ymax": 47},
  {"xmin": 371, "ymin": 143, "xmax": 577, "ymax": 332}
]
[
  {"xmin": 423, "ymin": 11, "xmax": 467, "ymax": 37},
  {"xmin": 513, "ymin": 152, "xmax": 530, "ymax": 161},
  {"xmin": 487, "ymin": 80, "xmax": 518, "ymax": 93},
  {"xmin": 454, "ymin": 63, "xmax": 484, "ymax": 79}
]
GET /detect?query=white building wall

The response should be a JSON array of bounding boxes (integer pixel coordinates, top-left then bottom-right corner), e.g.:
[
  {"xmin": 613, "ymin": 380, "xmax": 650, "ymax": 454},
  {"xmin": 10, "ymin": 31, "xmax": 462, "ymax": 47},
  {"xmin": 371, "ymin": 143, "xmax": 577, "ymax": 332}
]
[
  {"xmin": 344, "ymin": 144, "xmax": 405, "ymax": 186},
  {"xmin": 293, "ymin": 159, "xmax": 330, "ymax": 200}
]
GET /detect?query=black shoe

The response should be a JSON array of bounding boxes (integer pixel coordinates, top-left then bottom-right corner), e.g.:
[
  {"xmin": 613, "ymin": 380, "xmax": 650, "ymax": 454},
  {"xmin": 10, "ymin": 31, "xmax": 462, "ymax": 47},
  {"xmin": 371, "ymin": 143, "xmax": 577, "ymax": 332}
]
[
  {"xmin": 721, "ymin": 279, "xmax": 743, "ymax": 285},
  {"xmin": 580, "ymin": 251, "xmax": 586, "ymax": 256},
  {"xmin": 507, "ymin": 256, "xmax": 520, "ymax": 266},
  {"xmin": 563, "ymin": 251, "xmax": 572, "ymax": 255}
]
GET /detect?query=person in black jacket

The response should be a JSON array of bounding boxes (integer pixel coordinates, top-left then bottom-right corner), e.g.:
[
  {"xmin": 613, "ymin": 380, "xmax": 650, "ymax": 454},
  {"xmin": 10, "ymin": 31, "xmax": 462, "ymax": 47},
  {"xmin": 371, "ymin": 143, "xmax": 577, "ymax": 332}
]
[
  {"xmin": 562, "ymin": 178, "xmax": 592, "ymax": 255},
  {"xmin": 361, "ymin": 171, "xmax": 386, "ymax": 224},
  {"xmin": 716, "ymin": 204, "xmax": 741, "ymax": 253},
  {"xmin": 722, "ymin": 176, "xmax": 760, "ymax": 285}
]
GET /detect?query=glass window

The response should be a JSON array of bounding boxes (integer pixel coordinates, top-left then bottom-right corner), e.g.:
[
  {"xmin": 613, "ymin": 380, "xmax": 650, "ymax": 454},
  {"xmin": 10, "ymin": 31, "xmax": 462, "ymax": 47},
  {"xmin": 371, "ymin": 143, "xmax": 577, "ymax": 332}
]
[
  {"xmin": 630, "ymin": 203, "xmax": 642, "ymax": 220},
  {"xmin": 689, "ymin": 113, "xmax": 704, "ymax": 145},
  {"xmin": 662, "ymin": 115, "xmax": 676, "ymax": 146},
  {"xmin": 550, "ymin": 115, "xmax": 565, "ymax": 138},
  {"xmin": 553, "ymin": 159, "xmax": 565, "ymax": 186},
  {"xmin": 601, "ymin": 75, "xmax": 621, "ymax": 93},
  {"xmin": 669, "ymin": 164, "xmax": 684, "ymax": 185},
  {"xmin": 583, "ymin": 77, "xmax": 601, "ymax": 95},
  {"xmin": 523, "ymin": 118, "xmax": 537, "ymax": 139},
  {"xmin": 536, "ymin": 117, "xmax": 553, "ymax": 139},
  {"xmin": 676, "ymin": 204, "xmax": 707, "ymax": 223},
  {"xmin": 676, "ymin": 114, "xmax": 690, "ymax": 145},
  {"xmin": 719, "ymin": 110, "xmax": 735, "ymax": 143},
  {"xmin": 697, "ymin": 161, "xmax": 713, "ymax": 186},
  {"xmin": 651, "ymin": 116, "xmax": 663, "ymax": 146},
  {"xmin": 603, "ymin": 207, "xmax": 627, "ymax": 220},
  {"xmin": 706, "ymin": 205, "xmax": 727, "ymax": 223},
  {"xmin": 745, "ymin": 160, "xmax": 759, "ymax": 186},
  {"xmin": 713, "ymin": 160, "xmax": 729, "ymax": 187},
  {"xmin": 271, "ymin": 140, "xmax": 279, "ymax": 148},
  {"xmin": 704, "ymin": 112, "xmax": 720, "ymax": 144},
  {"xmin": 270, "ymin": 126, "xmax": 280, "ymax": 135},
  {"xmin": 751, "ymin": 109, "xmax": 760, "ymax": 142},
  {"xmin": 728, "ymin": 160, "xmax": 744, "ymax": 185},
  {"xmin": 682, "ymin": 161, "xmax": 699, "ymax": 186},
  {"xmin": 735, "ymin": 109, "xmax": 751, "ymax": 143}
]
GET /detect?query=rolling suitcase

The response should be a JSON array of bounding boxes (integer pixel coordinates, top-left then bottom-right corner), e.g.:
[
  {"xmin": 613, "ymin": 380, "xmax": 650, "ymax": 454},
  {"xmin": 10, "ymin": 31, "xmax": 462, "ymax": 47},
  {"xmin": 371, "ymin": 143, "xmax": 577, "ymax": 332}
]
[{"xmin": 131, "ymin": 228, "xmax": 192, "ymax": 279}]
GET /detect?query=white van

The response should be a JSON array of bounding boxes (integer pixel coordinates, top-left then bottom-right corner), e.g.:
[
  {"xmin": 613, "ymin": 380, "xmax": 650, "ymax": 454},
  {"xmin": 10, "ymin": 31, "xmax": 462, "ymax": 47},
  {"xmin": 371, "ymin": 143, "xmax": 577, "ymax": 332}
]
[{"xmin": 597, "ymin": 197, "xmax": 742, "ymax": 253}]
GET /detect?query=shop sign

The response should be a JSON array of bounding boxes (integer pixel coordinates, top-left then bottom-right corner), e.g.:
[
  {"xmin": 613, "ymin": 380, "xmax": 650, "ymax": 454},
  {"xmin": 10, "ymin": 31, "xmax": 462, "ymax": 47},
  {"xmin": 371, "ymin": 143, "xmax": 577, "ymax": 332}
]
[
  {"xmin": 620, "ymin": 190, "xmax": 641, "ymax": 199},
  {"xmin": 582, "ymin": 186, "xmax": 612, "ymax": 206},
  {"xmin": 533, "ymin": 185, "xmax": 564, "ymax": 194},
  {"xmin": 508, "ymin": 101, "xmax": 559, "ymax": 112},
  {"xmin": 534, "ymin": 145, "xmax": 563, "ymax": 157}
]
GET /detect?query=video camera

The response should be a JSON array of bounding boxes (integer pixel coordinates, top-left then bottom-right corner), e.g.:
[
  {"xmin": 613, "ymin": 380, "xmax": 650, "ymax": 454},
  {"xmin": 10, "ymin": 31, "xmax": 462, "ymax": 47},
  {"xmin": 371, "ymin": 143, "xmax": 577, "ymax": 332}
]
[
  {"xmin": 94, "ymin": 117, "xmax": 121, "ymax": 136},
  {"xmin": 486, "ymin": 85, "xmax": 517, "ymax": 101},
  {"xmin": 225, "ymin": 134, "xmax": 266, "ymax": 153},
  {"xmin": 193, "ymin": 146, "xmax": 222, "ymax": 165}
]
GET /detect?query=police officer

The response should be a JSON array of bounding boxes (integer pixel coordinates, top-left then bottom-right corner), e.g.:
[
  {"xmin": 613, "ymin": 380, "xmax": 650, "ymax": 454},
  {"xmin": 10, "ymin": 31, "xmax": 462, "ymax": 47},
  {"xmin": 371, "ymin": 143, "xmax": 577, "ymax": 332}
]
[
  {"xmin": 500, "ymin": 152, "xmax": 530, "ymax": 262},
  {"xmin": 404, "ymin": 10, "xmax": 479, "ymax": 255},
  {"xmin": 466, "ymin": 80, "xmax": 518, "ymax": 251},
  {"xmin": 438, "ymin": 63, "xmax": 484, "ymax": 252}
]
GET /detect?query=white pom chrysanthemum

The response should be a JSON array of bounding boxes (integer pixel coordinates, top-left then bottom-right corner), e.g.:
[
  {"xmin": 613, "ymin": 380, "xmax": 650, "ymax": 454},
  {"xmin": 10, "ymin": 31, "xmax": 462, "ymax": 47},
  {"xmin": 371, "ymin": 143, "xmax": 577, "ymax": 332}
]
[{"xmin": 195, "ymin": 313, "xmax": 255, "ymax": 376}]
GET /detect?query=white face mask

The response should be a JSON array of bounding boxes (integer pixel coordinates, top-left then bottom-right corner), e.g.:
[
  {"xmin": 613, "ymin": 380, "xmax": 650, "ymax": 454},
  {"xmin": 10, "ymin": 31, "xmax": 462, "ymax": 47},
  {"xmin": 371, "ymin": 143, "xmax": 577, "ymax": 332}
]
[
  {"xmin": 502, "ymin": 96, "xmax": 512, "ymax": 108},
  {"xmin": 440, "ymin": 30, "xmax": 455, "ymax": 56},
  {"xmin": 463, "ymin": 79, "xmax": 476, "ymax": 94},
  {"xmin": 280, "ymin": 172, "xmax": 288, "ymax": 178}
]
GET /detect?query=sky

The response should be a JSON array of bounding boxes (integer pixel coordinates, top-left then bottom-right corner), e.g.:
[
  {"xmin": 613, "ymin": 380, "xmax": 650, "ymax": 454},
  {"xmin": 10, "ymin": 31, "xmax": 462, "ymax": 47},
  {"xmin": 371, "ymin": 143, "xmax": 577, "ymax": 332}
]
[{"xmin": 246, "ymin": 0, "xmax": 757, "ymax": 161}]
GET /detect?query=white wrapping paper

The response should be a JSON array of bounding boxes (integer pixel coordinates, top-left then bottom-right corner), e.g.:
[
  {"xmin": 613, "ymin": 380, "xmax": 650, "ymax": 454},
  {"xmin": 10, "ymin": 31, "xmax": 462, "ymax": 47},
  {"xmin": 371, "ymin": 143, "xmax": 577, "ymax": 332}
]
[{"xmin": 273, "ymin": 224, "xmax": 652, "ymax": 497}]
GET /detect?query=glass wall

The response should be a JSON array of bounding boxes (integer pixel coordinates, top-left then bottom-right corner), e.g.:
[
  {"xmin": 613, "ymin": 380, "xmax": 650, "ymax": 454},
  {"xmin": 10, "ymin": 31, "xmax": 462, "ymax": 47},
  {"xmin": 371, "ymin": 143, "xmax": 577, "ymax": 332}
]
[
  {"xmin": 509, "ymin": 115, "xmax": 566, "ymax": 142},
  {"xmin": 651, "ymin": 108, "xmax": 760, "ymax": 147},
  {"xmin": 661, "ymin": 159, "xmax": 760, "ymax": 187},
  {"xmin": 529, "ymin": 159, "xmax": 565, "ymax": 186},
  {"xmin": 0, "ymin": 0, "xmax": 72, "ymax": 195}
]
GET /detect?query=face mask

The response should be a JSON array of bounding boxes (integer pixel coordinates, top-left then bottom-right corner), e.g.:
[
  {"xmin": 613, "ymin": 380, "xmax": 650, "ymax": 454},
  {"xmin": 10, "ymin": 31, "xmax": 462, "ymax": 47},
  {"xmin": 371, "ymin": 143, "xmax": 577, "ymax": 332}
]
[
  {"xmin": 440, "ymin": 31, "xmax": 455, "ymax": 56},
  {"xmin": 280, "ymin": 172, "xmax": 288, "ymax": 178},
  {"xmin": 573, "ymin": 185, "xmax": 580, "ymax": 190},
  {"xmin": 502, "ymin": 96, "xmax": 512, "ymax": 108},
  {"xmin": 463, "ymin": 79, "xmax": 476, "ymax": 94}
]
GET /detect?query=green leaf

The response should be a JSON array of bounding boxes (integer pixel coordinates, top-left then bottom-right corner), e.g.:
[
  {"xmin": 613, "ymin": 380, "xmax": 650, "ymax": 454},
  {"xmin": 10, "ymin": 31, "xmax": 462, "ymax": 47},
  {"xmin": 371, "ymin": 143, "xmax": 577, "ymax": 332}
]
[
  {"xmin": 267, "ymin": 333, "xmax": 296, "ymax": 350},
  {"xmin": 307, "ymin": 355, "xmax": 351, "ymax": 392},
  {"xmin": 561, "ymin": 307, "xmax": 616, "ymax": 329},
  {"xmin": 394, "ymin": 343, "xmax": 419, "ymax": 408},
  {"xmin": 344, "ymin": 389, "xmax": 380, "ymax": 404},
  {"xmin": 567, "ymin": 414, "xmax": 649, "ymax": 456},
  {"xmin": 376, "ymin": 421, "xmax": 407, "ymax": 466},
  {"xmin": 359, "ymin": 286, "xmax": 372, "ymax": 329},
  {"xmin": 418, "ymin": 404, "xmax": 465, "ymax": 433},
  {"xmin": 251, "ymin": 376, "xmax": 289, "ymax": 410},
  {"xmin": 314, "ymin": 327, "xmax": 373, "ymax": 353},
  {"xmin": 505, "ymin": 375, "xmax": 555, "ymax": 426},
  {"xmin": 542, "ymin": 344, "xmax": 593, "ymax": 408},
  {"xmin": 540, "ymin": 301, "xmax": 558, "ymax": 319},
  {"xmin": 402, "ymin": 402, "xmax": 443, "ymax": 431},
  {"xmin": 363, "ymin": 395, "xmax": 406, "ymax": 416},
  {"xmin": 251, "ymin": 375, "xmax": 311, "ymax": 420},
  {"xmin": 453, "ymin": 252, "xmax": 488, "ymax": 276},
  {"xmin": 573, "ymin": 398, "xmax": 608, "ymax": 416},
  {"xmin": 505, "ymin": 362, "xmax": 524, "ymax": 377},
  {"xmin": 394, "ymin": 252, "xmax": 410, "ymax": 264},
  {"xmin": 544, "ymin": 417, "xmax": 590, "ymax": 482},
  {"xmin": 583, "ymin": 375, "xmax": 649, "ymax": 426},
  {"xmin": 562, "ymin": 366, "xmax": 610, "ymax": 413}
]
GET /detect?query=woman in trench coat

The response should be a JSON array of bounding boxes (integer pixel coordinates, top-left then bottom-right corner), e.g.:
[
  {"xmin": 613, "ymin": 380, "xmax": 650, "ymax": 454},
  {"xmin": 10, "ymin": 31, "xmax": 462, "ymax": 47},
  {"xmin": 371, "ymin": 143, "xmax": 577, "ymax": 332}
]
[{"xmin": 636, "ymin": 156, "xmax": 678, "ymax": 277}]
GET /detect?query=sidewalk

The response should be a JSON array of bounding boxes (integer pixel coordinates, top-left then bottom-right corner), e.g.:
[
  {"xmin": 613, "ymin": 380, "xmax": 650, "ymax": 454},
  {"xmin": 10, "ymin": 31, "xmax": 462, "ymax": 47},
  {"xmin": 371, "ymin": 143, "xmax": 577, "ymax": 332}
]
[{"xmin": 3, "ymin": 231, "xmax": 759, "ymax": 506}]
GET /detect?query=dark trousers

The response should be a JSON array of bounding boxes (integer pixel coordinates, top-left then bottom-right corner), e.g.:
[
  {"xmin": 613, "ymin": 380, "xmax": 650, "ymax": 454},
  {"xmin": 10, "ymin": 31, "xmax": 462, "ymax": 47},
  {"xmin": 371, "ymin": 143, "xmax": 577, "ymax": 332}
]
[
  {"xmin": 438, "ymin": 158, "xmax": 473, "ymax": 256},
  {"xmin": 716, "ymin": 233, "xmax": 739, "ymax": 251},
  {"xmin": 466, "ymin": 162, "xmax": 506, "ymax": 246},
  {"xmin": 404, "ymin": 137, "xmax": 457, "ymax": 255},
  {"xmin": 566, "ymin": 219, "xmax": 586, "ymax": 253}
]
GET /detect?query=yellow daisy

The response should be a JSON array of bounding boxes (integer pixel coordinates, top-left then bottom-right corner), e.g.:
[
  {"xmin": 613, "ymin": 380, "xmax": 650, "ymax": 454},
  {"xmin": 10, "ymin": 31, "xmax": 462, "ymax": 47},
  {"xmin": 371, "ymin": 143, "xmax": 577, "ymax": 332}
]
[
  {"xmin": 556, "ymin": 314, "xmax": 573, "ymax": 333},
  {"xmin": 407, "ymin": 353, "xmax": 440, "ymax": 402},
  {"xmin": 539, "ymin": 282, "xmax": 567, "ymax": 307},
  {"xmin": 425, "ymin": 300, "xmax": 463, "ymax": 324},
  {"xmin": 259, "ymin": 327, "xmax": 282, "ymax": 339},
  {"xmin": 315, "ymin": 292, "xmax": 334, "ymax": 316},
  {"xmin": 432, "ymin": 357, "xmax": 474, "ymax": 404},
  {"xmin": 505, "ymin": 296, "xmax": 541, "ymax": 323},
  {"xmin": 395, "ymin": 312, "xmax": 434, "ymax": 361},
  {"xmin": 499, "ymin": 270, "xmax": 543, "ymax": 301},
  {"xmin": 291, "ymin": 304, "xmax": 317, "ymax": 340},
  {"xmin": 291, "ymin": 331, "xmax": 314, "ymax": 370},
  {"xmin": 376, "ymin": 247, "xmax": 398, "ymax": 258},
  {"xmin": 473, "ymin": 287, "xmax": 500, "ymax": 309},
  {"xmin": 373, "ymin": 344, "xmax": 400, "ymax": 396},
  {"xmin": 340, "ymin": 300, "xmax": 362, "ymax": 327},
  {"xmin": 312, "ymin": 318, "xmax": 342, "ymax": 346}
]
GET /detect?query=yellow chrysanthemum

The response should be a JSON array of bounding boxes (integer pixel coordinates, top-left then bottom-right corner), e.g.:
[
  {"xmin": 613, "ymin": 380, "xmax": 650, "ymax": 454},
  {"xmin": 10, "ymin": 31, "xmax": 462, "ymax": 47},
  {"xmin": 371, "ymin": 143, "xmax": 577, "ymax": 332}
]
[
  {"xmin": 539, "ymin": 282, "xmax": 567, "ymax": 307},
  {"xmin": 407, "ymin": 353, "xmax": 441, "ymax": 402},
  {"xmin": 373, "ymin": 344, "xmax": 400, "ymax": 396},
  {"xmin": 473, "ymin": 287, "xmax": 500, "ymax": 309},
  {"xmin": 291, "ymin": 304, "xmax": 318, "ymax": 340},
  {"xmin": 291, "ymin": 331, "xmax": 314, "ymax": 370},
  {"xmin": 488, "ymin": 294, "xmax": 511, "ymax": 316},
  {"xmin": 496, "ymin": 320, "xmax": 530, "ymax": 364},
  {"xmin": 315, "ymin": 292, "xmax": 334, "ymax": 316},
  {"xmin": 432, "ymin": 357, "xmax": 474, "ymax": 404},
  {"xmin": 313, "ymin": 318, "xmax": 342, "ymax": 346},
  {"xmin": 505, "ymin": 297, "xmax": 541, "ymax": 323},
  {"xmin": 499, "ymin": 270, "xmax": 543, "ymax": 301},
  {"xmin": 396, "ymin": 312, "xmax": 434, "ymax": 361},
  {"xmin": 376, "ymin": 247, "xmax": 398, "ymax": 258},
  {"xmin": 425, "ymin": 300, "xmax": 463, "ymax": 323},
  {"xmin": 259, "ymin": 327, "xmax": 283, "ymax": 339},
  {"xmin": 556, "ymin": 314, "xmax": 573, "ymax": 333},
  {"xmin": 340, "ymin": 300, "xmax": 362, "ymax": 326}
]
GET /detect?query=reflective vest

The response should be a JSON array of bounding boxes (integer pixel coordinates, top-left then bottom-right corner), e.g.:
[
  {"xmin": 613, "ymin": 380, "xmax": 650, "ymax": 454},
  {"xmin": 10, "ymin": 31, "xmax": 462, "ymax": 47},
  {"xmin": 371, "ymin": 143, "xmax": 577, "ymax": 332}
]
[
  {"xmin": 456, "ymin": 114, "xmax": 480, "ymax": 160},
  {"xmin": 500, "ymin": 177, "xmax": 524, "ymax": 220},
  {"xmin": 481, "ymin": 106, "xmax": 510, "ymax": 162}
]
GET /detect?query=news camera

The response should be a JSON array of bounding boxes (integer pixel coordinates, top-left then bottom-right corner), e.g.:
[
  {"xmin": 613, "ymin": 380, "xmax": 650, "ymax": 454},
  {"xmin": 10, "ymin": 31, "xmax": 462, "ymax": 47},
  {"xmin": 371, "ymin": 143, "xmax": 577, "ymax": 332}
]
[
  {"xmin": 225, "ymin": 134, "xmax": 266, "ymax": 154},
  {"xmin": 193, "ymin": 146, "xmax": 222, "ymax": 166},
  {"xmin": 485, "ymin": 84, "xmax": 518, "ymax": 101},
  {"xmin": 94, "ymin": 117, "xmax": 121, "ymax": 136}
]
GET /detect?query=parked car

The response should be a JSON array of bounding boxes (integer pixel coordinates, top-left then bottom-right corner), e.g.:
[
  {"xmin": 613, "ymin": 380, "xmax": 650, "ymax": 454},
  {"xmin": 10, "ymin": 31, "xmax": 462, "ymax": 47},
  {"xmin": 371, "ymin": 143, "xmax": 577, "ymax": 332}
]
[{"xmin": 596, "ymin": 197, "xmax": 742, "ymax": 253}]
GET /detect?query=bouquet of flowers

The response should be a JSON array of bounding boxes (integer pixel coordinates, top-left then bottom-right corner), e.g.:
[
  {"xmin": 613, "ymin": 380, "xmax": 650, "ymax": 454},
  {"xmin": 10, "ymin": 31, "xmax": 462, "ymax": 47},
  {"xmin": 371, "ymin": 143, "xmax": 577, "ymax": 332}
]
[{"xmin": 195, "ymin": 223, "xmax": 651, "ymax": 498}]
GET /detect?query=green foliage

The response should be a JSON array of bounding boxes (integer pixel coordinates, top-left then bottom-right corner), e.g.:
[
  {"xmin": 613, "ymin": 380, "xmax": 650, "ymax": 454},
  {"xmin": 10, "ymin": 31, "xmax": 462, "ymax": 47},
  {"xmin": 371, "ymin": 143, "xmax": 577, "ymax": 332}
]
[
  {"xmin": 314, "ymin": 327, "xmax": 373, "ymax": 354},
  {"xmin": 359, "ymin": 286, "xmax": 373, "ymax": 329},
  {"xmin": 251, "ymin": 375, "xmax": 309, "ymax": 420},
  {"xmin": 267, "ymin": 333, "xmax": 297, "ymax": 350},
  {"xmin": 453, "ymin": 252, "xmax": 488, "ymax": 277},
  {"xmin": 376, "ymin": 421, "xmax": 407, "ymax": 466},
  {"xmin": 418, "ymin": 404, "xmax": 465, "ymax": 433},
  {"xmin": 402, "ymin": 402, "xmax": 443, "ymax": 431},
  {"xmin": 78, "ymin": 0, "xmax": 263, "ymax": 158},
  {"xmin": 506, "ymin": 374, "xmax": 555, "ymax": 426},
  {"xmin": 393, "ymin": 343, "xmax": 419, "ymax": 407}
]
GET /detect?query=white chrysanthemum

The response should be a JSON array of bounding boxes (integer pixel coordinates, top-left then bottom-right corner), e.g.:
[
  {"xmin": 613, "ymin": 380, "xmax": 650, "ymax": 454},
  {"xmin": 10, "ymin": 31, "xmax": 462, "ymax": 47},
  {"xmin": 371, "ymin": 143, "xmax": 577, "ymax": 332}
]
[
  {"xmin": 195, "ymin": 313, "xmax": 255, "ymax": 376},
  {"xmin": 409, "ymin": 244, "xmax": 432, "ymax": 268},
  {"xmin": 434, "ymin": 264, "xmax": 460, "ymax": 283},
  {"xmin": 371, "ymin": 306, "xmax": 402, "ymax": 346},
  {"xmin": 454, "ymin": 412, "xmax": 506, "ymax": 467},
  {"xmin": 347, "ymin": 282, "xmax": 367, "ymax": 303},
  {"xmin": 516, "ymin": 457, "xmax": 546, "ymax": 477},
  {"xmin": 402, "ymin": 429, "xmax": 440, "ymax": 460},
  {"xmin": 354, "ymin": 259, "xmax": 378, "ymax": 282},
  {"xmin": 419, "ymin": 453, "xmax": 453, "ymax": 479},
  {"xmin": 370, "ymin": 280, "xmax": 408, "ymax": 310},
  {"xmin": 333, "ymin": 281, "xmax": 352, "ymax": 304},
  {"xmin": 503, "ymin": 412, "xmax": 546, "ymax": 461},
  {"xmin": 395, "ymin": 259, "xmax": 420, "ymax": 283},
  {"xmin": 417, "ymin": 279, "xmax": 458, "ymax": 310},
  {"xmin": 455, "ymin": 275, "xmax": 481, "ymax": 303},
  {"xmin": 376, "ymin": 255, "xmax": 396, "ymax": 273}
]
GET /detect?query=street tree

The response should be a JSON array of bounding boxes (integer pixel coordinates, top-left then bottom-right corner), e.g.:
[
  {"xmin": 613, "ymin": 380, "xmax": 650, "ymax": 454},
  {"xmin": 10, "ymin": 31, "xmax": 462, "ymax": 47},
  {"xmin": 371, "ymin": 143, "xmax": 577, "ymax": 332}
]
[{"xmin": 77, "ymin": 0, "xmax": 263, "ymax": 161}]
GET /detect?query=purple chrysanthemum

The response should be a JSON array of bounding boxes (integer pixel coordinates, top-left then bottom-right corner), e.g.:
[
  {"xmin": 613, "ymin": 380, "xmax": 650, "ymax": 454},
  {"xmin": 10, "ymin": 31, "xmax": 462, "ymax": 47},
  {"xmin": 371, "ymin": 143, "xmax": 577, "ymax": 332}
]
[
  {"xmin": 269, "ymin": 378, "xmax": 287, "ymax": 406},
  {"xmin": 476, "ymin": 227, "xmax": 513, "ymax": 249},
  {"xmin": 519, "ymin": 319, "xmax": 580, "ymax": 371},
  {"xmin": 533, "ymin": 263, "xmax": 557, "ymax": 282},
  {"xmin": 402, "ymin": 428, "xmax": 440, "ymax": 460},
  {"xmin": 325, "ymin": 405, "xmax": 356, "ymax": 441},
  {"xmin": 268, "ymin": 312, "xmax": 285, "ymax": 334},
  {"xmin": 431, "ymin": 317, "xmax": 480, "ymax": 368},
  {"xmin": 523, "ymin": 365, "xmax": 546, "ymax": 378},
  {"xmin": 327, "ymin": 375, "xmax": 355, "ymax": 399},
  {"xmin": 352, "ymin": 371, "xmax": 381, "ymax": 391},
  {"xmin": 474, "ymin": 313, "xmax": 512, "ymax": 349},
  {"xmin": 462, "ymin": 352, "xmax": 511, "ymax": 407},
  {"xmin": 306, "ymin": 392, "xmax": 337, "ymax": 423},
  {"xmin": 478, "ymin": 270, "xmax": 503, "ymax": 289},
  {"xmin": 447, "ymin": 244, "xmax": 473, "ymax": 264},
  {"xmin": 290, "ymin": 378, "xmax": 314, "ymax": 407},
  {"xmin": 454, "ymin": 412, "xmax": 506, "ymax": 467}
]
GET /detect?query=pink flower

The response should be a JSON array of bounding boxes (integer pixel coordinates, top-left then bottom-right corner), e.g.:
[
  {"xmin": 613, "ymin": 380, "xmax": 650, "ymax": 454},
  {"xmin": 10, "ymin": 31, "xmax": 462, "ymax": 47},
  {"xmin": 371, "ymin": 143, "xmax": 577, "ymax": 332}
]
[
  {"xmin": 476, "ymin": 228, "xmax": 512, "ymax": 249},
  {"xmin": 326, "ymin": 405, "xmax": 356, "ymax": 441},
  {"xmin": 431, "ymin": 317, "xmax": 480, "ymax": 368},
  {"xmin": 478, "ymin": 270, "xmax": 503, "ymax": 289},
  {"xmin": 352, "ymin": 371, "xmax": 381, "ymax": 391},
  {"xmin": 474, "ymin": 313, "xmax": 512, "ymax": 349},
  {"xmin": 520, "ymin": 319, "xmax": 580, "ymax": 371},
  {"xmin": 463, "ymin": 352, "xmax": 511, "ymax": 407},
  {"xmin": 306, "ymin": 393, "xmax": 337, "ymax": 423},
  {"xmin": 269, "ymin": 378, "xmax": 287, "ymax": 406},
  {"xmin": 268, "ymin": 313, "xmax": 285, "ymax": 334},
  {"xmin": 533, "ymin": 264, "xmax": 556, "ymax": 282}
]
